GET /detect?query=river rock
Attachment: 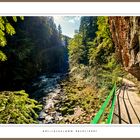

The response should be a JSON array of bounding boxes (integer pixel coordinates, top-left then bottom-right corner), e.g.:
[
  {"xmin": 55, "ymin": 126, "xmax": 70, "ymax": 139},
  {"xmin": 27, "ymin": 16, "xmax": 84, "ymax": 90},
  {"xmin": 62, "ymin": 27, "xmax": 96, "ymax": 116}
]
[
  {"xmin": 45, "ymin": 116, "xmax": 54, "ymax": 123},
  {"xmin": 49, "ymin": 92, "xmax": 56, "ymax": 97},
  {"xmin": 51, "ymin": 111, "xmax": 56, "ymax": 117},
  {"xmin": 56, "ymin": 112, "xmax": 62, "ymax": 116},
  {"xmin": 53, "ymin": 100, "xmax": 59, "ymax": 105},
  {"xmin": 32, "ymin": 73, "xmax": 66, "ymax": 124},
  {"xmin": 58, "ymin": 116, "xmax": 63, "ymax": 121},
  {"xmin": 45, "ymin": 99, "xmax": 54, "ymax": 109},
  {"xmin": 54, "ymin": 89, "xmax": 61, "ymax": 94},
  {"xmin": 45, "ymin": 109, "xmax": 49, "ymax": 113},
  {"xmin": 32, "ymin": 82, "xmax": 38, "ymax": 87},
  {"xmin": 55, "ymin": 107, "xmax": 60, "ymax": 111},
  {"xmin": 39, "ymin": 75, "xmax": 46, "ymax": 79},
  {"xmin": 43, "ymin": 97, "xmax": 47, "ymax": 102},
  {"xmin": 38, "ymin": 121, "xmax": 43, "ymax": 124},
  {"xmin": 38, "ymin": 111, "xmax": 47, "ymax": 120},
  {"xmin": 52, "ymin": 95, "xmax": 60, "ymax": 100},
  {"xmin": 42, "ymin": 78, "xmax": 47, "ymax": 83},
  {"xmin": 45, "ymin": 115, "xmax": 53, "ymax": 120}
]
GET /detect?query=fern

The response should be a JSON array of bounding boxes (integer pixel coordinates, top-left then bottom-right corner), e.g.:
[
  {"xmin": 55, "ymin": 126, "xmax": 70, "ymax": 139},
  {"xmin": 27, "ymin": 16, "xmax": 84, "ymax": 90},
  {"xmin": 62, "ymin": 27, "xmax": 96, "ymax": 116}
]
[{"xmin": 0, "ymin": 90, "xmax": 42, "ymax": 124}]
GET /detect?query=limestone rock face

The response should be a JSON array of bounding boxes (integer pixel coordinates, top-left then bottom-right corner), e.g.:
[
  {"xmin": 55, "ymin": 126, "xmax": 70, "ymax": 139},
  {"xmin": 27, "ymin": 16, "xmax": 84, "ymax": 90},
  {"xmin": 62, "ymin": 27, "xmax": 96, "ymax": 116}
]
[{"xmin": 109, "ymin": 16, "xmax": 140, "ymax": 80}]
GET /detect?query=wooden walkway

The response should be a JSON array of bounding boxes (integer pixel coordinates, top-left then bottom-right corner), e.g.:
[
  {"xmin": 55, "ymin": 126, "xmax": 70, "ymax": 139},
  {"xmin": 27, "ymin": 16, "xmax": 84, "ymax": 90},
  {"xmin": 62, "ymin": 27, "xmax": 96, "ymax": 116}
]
[{"xmin": 113, "ymin": 80, "xmax": 140, "ymax": 124}]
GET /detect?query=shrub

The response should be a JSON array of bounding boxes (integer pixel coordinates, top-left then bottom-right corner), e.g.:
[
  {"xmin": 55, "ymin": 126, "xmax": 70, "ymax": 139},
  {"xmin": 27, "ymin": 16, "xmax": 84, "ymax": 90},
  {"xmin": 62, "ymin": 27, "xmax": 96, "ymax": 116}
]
[{"xmin": 0, "ymin": 90, "xmax": 42, "ymax": 124}]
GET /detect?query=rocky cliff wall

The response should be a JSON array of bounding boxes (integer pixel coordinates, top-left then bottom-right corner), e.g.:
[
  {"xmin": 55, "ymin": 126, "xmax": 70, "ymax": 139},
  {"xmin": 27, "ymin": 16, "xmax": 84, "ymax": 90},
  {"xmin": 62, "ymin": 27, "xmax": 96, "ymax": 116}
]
[{"xmin": 109, "ymin": 16, "xmax": 140, "ymax": 80}]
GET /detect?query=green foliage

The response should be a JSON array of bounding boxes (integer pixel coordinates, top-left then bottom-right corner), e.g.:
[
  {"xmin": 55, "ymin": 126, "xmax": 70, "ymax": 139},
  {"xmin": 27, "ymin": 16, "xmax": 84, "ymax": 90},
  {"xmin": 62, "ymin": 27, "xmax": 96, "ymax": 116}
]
[
  {"xmin": 0, "ymin": 16, "xmax": 23, "ymax": 61},
  {"xmin": 20, "ymin": 16, "xmax": 24, "ymax": 20},
  {"xmin": 0, "ymin": 90, "xmax": 42, "ymax": 124},
  {"xmin": 68, "ymin": 34, "xmax": 85, "ymax": 67},
  {"xmin": 79, "ymin": 16, "xmax": 97, "ymax": 42},
  {"xmin": 60, "ymin": 77, "xmax": 103, "ymax": 123},
  {"xmin": 0, "ymin": 16, "xmax": 68, "ymax": 124},
  {"xmin": 0, "ymin": 16, "xmax": 68, "ymax": 88},
  {"xmin": 0, "ymin": 50, "xmax": 7, "ymax": 61},
  {"xmin": 68, "ymin": 16, "xmax": 98, "ymax": 68},
  {"xmin": 89, "ymin": 16, "xmax": 114, "ymax": 66},
  {"xmin": 5, "ymin": 23, "xmax": 15, "ymax": 35},
  {"xmin": 88, "ymin": 16, "xmax": 124, "ymax": 91},
  {"xmin": 13, "ymin": 17, "xmax": 17, "ymax": 22},
  {"xmin": 67, "ymin": 16, "xmax": 124, "ymax": 123},
  {"xmin": 0, "ymin": 17, "xmax": 16, "ymax": 47}
]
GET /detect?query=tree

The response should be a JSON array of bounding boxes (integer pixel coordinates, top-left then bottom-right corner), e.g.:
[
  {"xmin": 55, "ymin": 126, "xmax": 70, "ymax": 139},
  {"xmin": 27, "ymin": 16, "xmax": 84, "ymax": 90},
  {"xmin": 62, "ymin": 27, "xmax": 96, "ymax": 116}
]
[
  {"xmin": 58, "ymin": 24, "xmax": 62, "ymax": 40},
  {"xmin": 0, "ymin": 16, "xmax": 24, "ymax": 61},
  {"xmin": 88, "ymin": 16, "xmax": 123, "ymax": 89},
  {"xmin": 0, "ymin": 16, "xmax": 68, "ymax": 89},
  {"xmin": 68, "ymin": 34, "xmax": 85, "ymax": 67},
  {"xmin": 79, "ymin": 16, "xmax": 97, "ymax": 44},
  {"xmin": 89, "ymin": 16, "xmax": 114, "ymax": 66},
  {"xmin": 76, "ymin": 16, "xmax": 98, "ymax": 65},
  {"xmin": 0, "ymin": 16, "xmax": 42, "ymax": 124}
]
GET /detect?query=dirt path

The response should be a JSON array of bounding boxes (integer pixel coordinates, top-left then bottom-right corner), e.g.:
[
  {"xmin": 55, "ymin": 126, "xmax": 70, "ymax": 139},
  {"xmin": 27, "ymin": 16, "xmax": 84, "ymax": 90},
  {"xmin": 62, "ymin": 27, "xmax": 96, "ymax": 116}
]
[{"xmin": 113, "ymin": 78, "xmax": 140, "ymax": 124}]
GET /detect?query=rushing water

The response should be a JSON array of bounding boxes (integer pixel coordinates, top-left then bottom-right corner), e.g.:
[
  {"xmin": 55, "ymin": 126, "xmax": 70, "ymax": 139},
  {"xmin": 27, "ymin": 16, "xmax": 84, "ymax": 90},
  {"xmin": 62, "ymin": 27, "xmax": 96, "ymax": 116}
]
[{"xmin": 30, "ymin": 73, "xmax": 66, "ymax": 124}]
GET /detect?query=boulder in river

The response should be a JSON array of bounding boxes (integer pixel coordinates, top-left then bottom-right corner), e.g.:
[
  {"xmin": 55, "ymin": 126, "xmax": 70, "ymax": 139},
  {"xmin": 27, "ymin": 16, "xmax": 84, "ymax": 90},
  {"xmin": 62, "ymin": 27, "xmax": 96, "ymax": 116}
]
[
  {"xmin": 54, "ymin": 89, "xmax": 61, "ymax": 94},
  {"xmin": 45, "ymin": 115, "xmax": 54, "ymax": 123},
  {"xmin": 45, "ymin": 99, "xmax": 54, "ymax": 109},
  {"xmin": 38, "ymin": 111, "xmax": 47, "ymax": 121}
]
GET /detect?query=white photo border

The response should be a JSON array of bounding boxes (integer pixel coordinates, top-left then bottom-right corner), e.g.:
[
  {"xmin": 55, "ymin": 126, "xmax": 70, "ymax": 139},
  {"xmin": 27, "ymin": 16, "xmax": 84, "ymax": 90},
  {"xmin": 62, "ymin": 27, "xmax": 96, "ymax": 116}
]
[{"xmin": 0, "ymin": 2, "xmax": 140, "ymax": 138}]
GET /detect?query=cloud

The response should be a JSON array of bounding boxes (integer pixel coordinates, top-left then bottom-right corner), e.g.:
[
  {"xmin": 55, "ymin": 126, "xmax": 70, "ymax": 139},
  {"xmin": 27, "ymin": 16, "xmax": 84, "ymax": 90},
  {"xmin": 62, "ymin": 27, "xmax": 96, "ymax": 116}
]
[
  {"xmin": 67, "ymin": 16, "xmax": 81, "ymax": 24},
  {"xmin": 53, "ymin": 16, "xmax": 81, "ymax": 24},
  {"xmin": 74, "ymin": 16, "xmax": 81, "ymax": 21},
  {"xmin": 53, "ymin": 16, "xmax": 81, "ymax": 38},
  {"xmin": 68, "ymin": 19, "xmax": 75, "ymax": 23}
]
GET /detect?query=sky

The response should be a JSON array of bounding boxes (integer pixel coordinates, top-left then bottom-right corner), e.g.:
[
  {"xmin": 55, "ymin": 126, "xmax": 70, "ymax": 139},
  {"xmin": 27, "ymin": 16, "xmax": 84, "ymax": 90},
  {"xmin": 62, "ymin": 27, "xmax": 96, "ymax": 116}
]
[{"xmin": 53, "ymin": 16, "xmax": 81, "ymax": 38}]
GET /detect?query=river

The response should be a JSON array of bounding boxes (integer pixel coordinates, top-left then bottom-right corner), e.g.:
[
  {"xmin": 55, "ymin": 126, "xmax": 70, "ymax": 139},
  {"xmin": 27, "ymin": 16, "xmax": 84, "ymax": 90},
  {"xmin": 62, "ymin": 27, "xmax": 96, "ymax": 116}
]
[{"xmin": 29, "ymin": 73, "xmax": 67, "ymax": 124}]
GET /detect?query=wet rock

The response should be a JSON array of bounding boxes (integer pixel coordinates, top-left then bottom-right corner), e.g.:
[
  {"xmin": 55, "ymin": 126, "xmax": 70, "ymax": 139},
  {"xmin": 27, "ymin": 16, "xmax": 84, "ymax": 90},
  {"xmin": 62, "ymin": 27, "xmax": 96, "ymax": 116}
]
[
  {"xmin": 42, "ymin": 78, "xmax": 47, "ymax": 83},
  {"xmin": 55, "ymin": 116, "xmax": 63, "ymax": 121},
  {"xmin": 45, "ymin": 115, "xmax": 53, "ymax": 121},
  {"xmin": 45, "ymin": 110, "xmax": 49, "ymax": 113},
  {"xmin": 58, "ymin": 116, "xmax": 63, "ymax": 121},
  {"xmin": 54, "ymin": 89, "xmax": 61, "ymax": 94},
  {"xmin": 55, "ymin": 117, "xmax": 59, "ymax": 121},
  {"xmin": 38, "ymin": 121, "xmax": 43, "ymax": 124},
  {"xmin": 39, "ymin": 75, "xmax": 46, "ymax": 79},
  {"xmin": 32, "ymin": 73, "xmax": 66, "ymax": 124},
  {"xmin": 42, "ymin": 120, "xmax": 46, "ymax": 124},
  {"xmin": 55, "ymin": 107, "xmax": 60, "ymax": 111},
  {"xmin": 32, "ymin": 82, "xmax": 38, "ymax": 87},
  {"xmin": 45, "ymin": 100, "xmax": 54, "ymax": 109},
  {"xmin": 51, "ymin": 111, "xmax": 56, "ymax": 117},
  {"xmin": 51, "ymin": 92, "xmax": 57, "ymax": 97},
  {"xmin": 38, "ymin": 111, "xmax": 47, "ymax": 120},
  {"xmin": 56, "ymin": 112, "xmax": 62, "ymax": 117},
  {"xmin": 52, "ymin": 95, "xmax": 60, "ymax": 100},
  {"xmin": 43, "ymin": 97, "xmax": 47, "ymax": 102},
  {"xmin": 45, "ymin": 116, "xmax": 54, "ymax": 124},
  {"xmin": 53, "ymin": 100, "xmax": 59, "ymax": 105}
]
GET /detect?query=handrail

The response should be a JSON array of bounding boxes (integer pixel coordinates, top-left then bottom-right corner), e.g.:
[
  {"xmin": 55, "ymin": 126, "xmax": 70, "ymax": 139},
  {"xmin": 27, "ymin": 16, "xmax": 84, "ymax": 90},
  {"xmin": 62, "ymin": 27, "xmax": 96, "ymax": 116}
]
[
  {"xmin": 106, "ymin": 83, "xmax": 116, "ymax": 123},
  {"xmin": 90, "ymin": 83, "xmax": 116, "ymax": 124}
]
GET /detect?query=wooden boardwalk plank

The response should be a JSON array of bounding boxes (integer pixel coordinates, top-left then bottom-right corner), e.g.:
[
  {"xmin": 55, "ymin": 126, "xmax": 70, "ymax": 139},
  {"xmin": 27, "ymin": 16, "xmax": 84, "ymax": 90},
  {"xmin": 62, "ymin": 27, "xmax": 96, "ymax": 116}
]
[{"xmin": 113, "ymin": 80, "xmax": 140, "ymax": 124}]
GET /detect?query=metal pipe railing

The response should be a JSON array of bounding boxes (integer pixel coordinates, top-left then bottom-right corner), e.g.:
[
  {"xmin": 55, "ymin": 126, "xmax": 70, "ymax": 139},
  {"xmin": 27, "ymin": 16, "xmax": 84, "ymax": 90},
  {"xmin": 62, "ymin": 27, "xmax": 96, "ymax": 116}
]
[{"xmin": 90, "ymin": 83, "xmax": 116, "ymax": 124}]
